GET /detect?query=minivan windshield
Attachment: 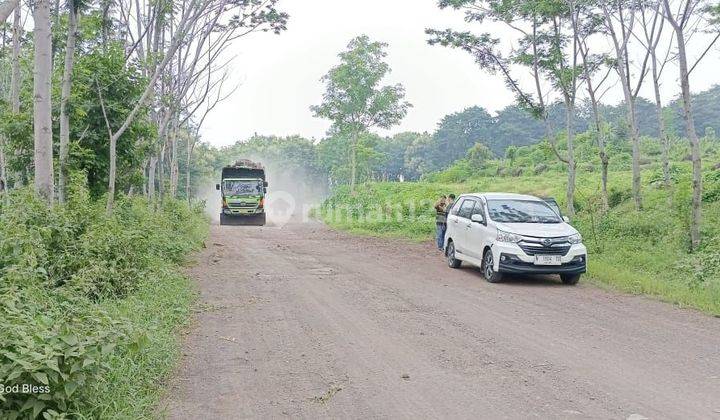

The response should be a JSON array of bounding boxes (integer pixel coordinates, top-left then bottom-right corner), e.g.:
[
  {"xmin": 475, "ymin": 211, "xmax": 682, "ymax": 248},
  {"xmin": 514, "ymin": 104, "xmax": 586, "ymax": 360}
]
[
  {"xmin": 224, "ymin": 179, "xmax": 263, "ymax": 196},
  {"xmin": 487, "ymin": 199, "xmax": 562, "ymax": 223}
]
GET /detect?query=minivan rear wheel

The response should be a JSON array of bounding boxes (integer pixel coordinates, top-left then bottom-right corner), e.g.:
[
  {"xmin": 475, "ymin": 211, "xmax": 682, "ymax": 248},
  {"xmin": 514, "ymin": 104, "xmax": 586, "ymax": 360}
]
[
  {"xmin": 446, "ymin": 242, "xmax": 462, "ymax": 268},
  {"xmin": 482, "ymin": 250, "xmax": 503, "ymax": 283}
]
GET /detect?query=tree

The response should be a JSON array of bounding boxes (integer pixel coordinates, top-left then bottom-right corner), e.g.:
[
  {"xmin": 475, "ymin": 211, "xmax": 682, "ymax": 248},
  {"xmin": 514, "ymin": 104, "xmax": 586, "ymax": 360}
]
[
  {"xmin": 33, "ymin": 0, "xmax": 54, "ymax": 203},
  {"xmin": 58, "ymin": 0, "xmax": 81, "ymax": 203},
  {"xmin": 428, "ymin": 0, "xmax": 581, "ymax": 216},
  {"xmin": 600, "ymin": 0, "xmax": 652, "ymax": 210},
  {"xmin": 505, "ymin": 145, "xmax": 518, "ymax": 167},
  {"xmin": 569, "ymin": 0, "xmax": 613, "ymax": 210},
  {"xmin": 433, "ymin": 106, "xmax": 495, "ymax": 165},
  {"xmin": 467, "ymin": 142, "xmax": 494, "ymax": 169},
  {"xmin": 663, "ymin": 0, "xmax": 710, "ymax": 250},
  {"xmin": 312, "ymin": 35, "xmax": 410, "ymax": 192},
  {"xmin": 640, "ymin": 0, "xmax": 673, "ymax": 188}
]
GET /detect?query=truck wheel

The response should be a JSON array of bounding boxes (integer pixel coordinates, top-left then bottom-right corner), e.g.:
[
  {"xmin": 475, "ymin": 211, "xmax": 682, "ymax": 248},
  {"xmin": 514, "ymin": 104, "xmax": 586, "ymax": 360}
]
[
  {"xmin": 482, "ymin": 250, "xmax": 503, "ymax": 283},
  {"xmin": 561, "ymin": 274, "xmax": 581, "ymax": 285},
  {"xmin": 220, "ymin": 213, "xmax": 227, "ymax": 226},
  {"xmin": 446, "ymin": 241, "xmax": 462, "ymax": 268},
  {"xmin": 256, "ymin": 213, "xmax": 266, "ymax": 226}
]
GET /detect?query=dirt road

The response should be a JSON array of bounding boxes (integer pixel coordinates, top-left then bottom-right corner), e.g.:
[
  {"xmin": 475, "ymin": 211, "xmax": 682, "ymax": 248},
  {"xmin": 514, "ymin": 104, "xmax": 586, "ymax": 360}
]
[{"xmin": 164, "ymin": 221, "xmax": 720, "ymax": 419}]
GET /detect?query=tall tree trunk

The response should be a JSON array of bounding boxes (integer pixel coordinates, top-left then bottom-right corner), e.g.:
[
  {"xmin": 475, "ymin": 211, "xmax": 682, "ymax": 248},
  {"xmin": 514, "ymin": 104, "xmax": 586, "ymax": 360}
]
[
  {"xmin": 647, "ymin": 47, "xmax": 671, "ymax": 189},
  {"xmin": 186, "ymin": 133, "xmax": 192, "ymax": 205},
  {"xmin": 0, "ymin": 0, "xmax": 19, "ymax": 22},
  {"xmin": 3, "ymin": 5, "xmax": 21, "ymax": 194},
  {"xmin": 148, "ymin": 155, "xmax": 158, "ymax": 201},
  {"xmin": 142, "ymin": 158, "xmax": 148, "ymax": 197},
  {"xmin": 59, "ymin": 3, "xmax": 78, "ymax": 203},
  {"xmin": 664, "ymin": 0, "xmax": 701, "ymax": 250},
  {"xmin": 33, "ymin": 0, "xmax": 55, "ymax": 203},
  {"xmin": 10, "ymin": 5, "xmax": 20, "ymax": 113},
  {"xmin": 169, "ymin": 118, "xmax": 179, "ymax": 197},
  {"xmin": 591, "ymin": 101, "xmax": 609, "ymax": 211},
  {"xmin": 622, "ymin": 85, "xmax": 642, "ymax": 211},
  {"xmin": 565, "ymin": 100, "xmax": 576, "ymax": 217},
  {"xmin": 604, "ymin": 6, "xmax": 643, "ymax": 210},
  {"xmin": 106, "ymin": 135, "xmax": 117, "ymax": 213},
  {"xmin": 350, "ymin": 131, "xmax": 357, "ymax": 192},
  {"xmin": 0, "ymin": 139, "xmax": 7, "ymax": 198},
  {"xmin": 159, "ymin": 144, "xmax": 165, "ymax": 201}
]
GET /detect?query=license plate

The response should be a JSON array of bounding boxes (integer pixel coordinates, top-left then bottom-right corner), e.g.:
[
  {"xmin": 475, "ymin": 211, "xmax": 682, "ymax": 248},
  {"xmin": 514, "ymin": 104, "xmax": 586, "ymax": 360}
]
[{"xmin": 534, "ymin": 255, "xmax": 562, "ymax": 266}]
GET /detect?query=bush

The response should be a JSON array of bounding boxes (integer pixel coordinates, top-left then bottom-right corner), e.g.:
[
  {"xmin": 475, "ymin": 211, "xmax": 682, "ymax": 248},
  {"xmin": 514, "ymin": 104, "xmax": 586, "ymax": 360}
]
[
  {"xmin": 0, "ymin": 174, "xmax": 207, "ymax": 418},
  {"xmin": 608, "ymin": 187, "xmax": 631, "ymax": 208},
  {"xmin": 0, "ymin": 288, "xmax": 130, "ymax": 418}
]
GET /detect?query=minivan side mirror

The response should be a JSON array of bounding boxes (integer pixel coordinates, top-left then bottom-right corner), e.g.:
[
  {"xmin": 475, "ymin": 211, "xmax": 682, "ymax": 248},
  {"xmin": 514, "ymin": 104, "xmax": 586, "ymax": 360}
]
[
  {"xmin": 563, "ymin": 216, "xmax": 570, "ymax": 223},
  {"xmin": 215, "ymin": 184, "xmax": 220, "ymax": 191},
  {"xmin": 264, "ymin": 181, "xmax": 269, "ymax": 187},
  {"xmin": 470, "ymin": 214, "xmax": 485, "ymax": 224}
]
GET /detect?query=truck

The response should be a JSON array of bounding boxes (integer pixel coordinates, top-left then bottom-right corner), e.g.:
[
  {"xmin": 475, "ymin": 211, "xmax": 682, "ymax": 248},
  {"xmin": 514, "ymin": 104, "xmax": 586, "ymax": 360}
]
[{"xmin": 216, "ymin": 159, "xmax": 268, "ymax": 226}]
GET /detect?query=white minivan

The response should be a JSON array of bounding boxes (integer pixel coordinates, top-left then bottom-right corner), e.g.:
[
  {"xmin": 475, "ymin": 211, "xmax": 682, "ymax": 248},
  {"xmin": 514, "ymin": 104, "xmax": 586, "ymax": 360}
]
[{"xmin": 444, "ymin": 193, "xmax": 587, "ymax": 285}]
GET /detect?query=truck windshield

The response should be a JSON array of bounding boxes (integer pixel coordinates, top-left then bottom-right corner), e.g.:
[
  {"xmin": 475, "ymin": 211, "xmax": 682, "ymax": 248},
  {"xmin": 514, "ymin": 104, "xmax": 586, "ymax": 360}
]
[
  {"xmin": 224, "ymin": 180, "xmax": 262, "ymax": 196},
  {"xmin": 487, "ymin": 200, "xmax": 561, "ymax": 224}
]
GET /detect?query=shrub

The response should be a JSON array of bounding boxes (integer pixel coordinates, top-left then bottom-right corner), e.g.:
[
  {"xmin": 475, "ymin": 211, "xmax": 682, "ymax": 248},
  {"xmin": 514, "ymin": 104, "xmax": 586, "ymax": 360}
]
[
  {"xmin": 0, "ymin": 288, "xmax": 131, "ymax": 418},
  {"xmin": 608, "ymin": 187, "xmax": 631, "ymax": 208},
  {"xmin": 0, "ymin": 174, "xmax": 207, "ymax": 418}
]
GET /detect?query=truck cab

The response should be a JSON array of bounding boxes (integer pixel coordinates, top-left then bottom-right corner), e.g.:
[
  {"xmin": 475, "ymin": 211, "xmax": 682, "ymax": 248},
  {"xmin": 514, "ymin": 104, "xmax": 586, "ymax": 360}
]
[{"xmin": 216, "ymin": 160, "xmax": 268, "ymax": 225}]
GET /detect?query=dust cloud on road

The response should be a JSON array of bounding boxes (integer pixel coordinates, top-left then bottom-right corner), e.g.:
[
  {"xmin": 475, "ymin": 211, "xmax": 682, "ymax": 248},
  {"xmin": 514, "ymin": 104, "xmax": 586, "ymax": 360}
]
[{"xmin": 163, "ymin": 222, "xmax": 720, "ymax": 419}]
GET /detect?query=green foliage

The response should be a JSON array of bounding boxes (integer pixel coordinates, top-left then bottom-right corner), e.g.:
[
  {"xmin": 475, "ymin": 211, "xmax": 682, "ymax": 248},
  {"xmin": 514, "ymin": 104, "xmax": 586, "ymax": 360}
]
[
  {"xmin": 466, "ymin": 142, "xmax": 494, "ymax": 169},
  {"xmin": 0, "ymin": 288, "xmax": 129, "ymax": 418},
  {"xmin": 311, "ymin": 35, "xmax": 410, "ymax": 134},
  {"xmin": 0, "ymin": 174, "xmax": 207, "ymax": 418}
]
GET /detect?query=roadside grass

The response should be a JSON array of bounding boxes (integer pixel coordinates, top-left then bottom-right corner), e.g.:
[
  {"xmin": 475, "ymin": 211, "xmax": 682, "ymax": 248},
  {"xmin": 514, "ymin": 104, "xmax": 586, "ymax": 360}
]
[
  {"xmin": 318, "ymin": 165, "xmax": 720, "ymax": 316},
  {"xmin": 77, "ymin": 267, "xmax": 197, "ymax": 419}
]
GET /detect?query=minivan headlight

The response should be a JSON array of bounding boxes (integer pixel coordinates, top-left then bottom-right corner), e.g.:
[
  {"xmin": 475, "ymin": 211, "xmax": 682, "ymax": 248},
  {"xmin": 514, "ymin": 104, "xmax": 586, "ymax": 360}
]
[
  {"xmin": 567, "ymin": 233, "xmax": 582, "ymax": 244},
  {"xmin": 497, "ymin": 230, "xmax": 522, "ymax": 243}
]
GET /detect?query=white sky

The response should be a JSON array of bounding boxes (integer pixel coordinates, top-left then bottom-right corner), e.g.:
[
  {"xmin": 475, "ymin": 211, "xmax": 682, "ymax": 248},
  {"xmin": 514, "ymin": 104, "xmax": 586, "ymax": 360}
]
[{"xmin": 199, "ymin": 0, "xmax": 720, "ymax": 147}]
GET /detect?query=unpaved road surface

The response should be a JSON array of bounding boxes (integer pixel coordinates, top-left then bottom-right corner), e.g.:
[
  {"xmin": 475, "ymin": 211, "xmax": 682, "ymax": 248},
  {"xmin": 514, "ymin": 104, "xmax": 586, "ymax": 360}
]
[{"xmin": 164, "ymin": 221, "xmax": 720, "ymax": 419}]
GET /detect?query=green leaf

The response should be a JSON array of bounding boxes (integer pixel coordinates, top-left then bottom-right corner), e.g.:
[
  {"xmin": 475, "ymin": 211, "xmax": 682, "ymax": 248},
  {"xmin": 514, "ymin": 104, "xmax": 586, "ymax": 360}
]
[
  {"xmin": 32, "ymin": 399, "xmax": 46, "ymax": 419},
  {"xmin": 45, "ymin": 358, "xmax": 61, "ymax": 373},
  {"xmin": 60, "ymin": 335, "xmax": 78, "ymax": 346},
  {"xmin": 31, "ymin": 371, "xmax": 49, "ymax": 385},
  {"xmin": 101, "ymin": 343, "xmax": 116, "ymax": 355},
  {"xmin": 64, "ymin": 381, "xmax": 78, "ymax": 398}
]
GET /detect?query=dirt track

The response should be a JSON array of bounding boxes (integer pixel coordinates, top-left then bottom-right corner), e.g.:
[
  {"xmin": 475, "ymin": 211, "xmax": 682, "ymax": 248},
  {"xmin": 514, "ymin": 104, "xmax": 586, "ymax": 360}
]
[{"xmin": 164, "ymin": 221, "xmax": 720, "ymax": 419}]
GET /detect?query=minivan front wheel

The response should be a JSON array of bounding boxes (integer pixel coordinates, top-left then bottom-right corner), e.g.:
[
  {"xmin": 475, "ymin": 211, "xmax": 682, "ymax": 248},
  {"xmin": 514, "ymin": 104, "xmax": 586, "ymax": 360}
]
[
  {"xmin": 446, "ymin": 242, "xmax": 462, "ymax": 268},
  {"xmin": 482, "ymin": 250, "xmax": 503, "ymax": 283},
  {"xmin": 561, "ymin": 274, "xmax": 581, "ymax": 285}
]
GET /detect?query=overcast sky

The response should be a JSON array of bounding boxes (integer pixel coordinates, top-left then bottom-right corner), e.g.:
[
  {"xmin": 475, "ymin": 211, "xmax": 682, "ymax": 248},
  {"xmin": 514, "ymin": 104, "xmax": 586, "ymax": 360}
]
[{"xmin": 199, "ymin": 0, "xmax": 720, "ymax": 147}]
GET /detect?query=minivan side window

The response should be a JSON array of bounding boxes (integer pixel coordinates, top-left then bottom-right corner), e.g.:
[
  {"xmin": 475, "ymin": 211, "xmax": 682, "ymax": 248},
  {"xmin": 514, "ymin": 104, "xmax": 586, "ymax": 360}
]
[
  {"xmin": 471, "ymin": 200, "xmax": 485, "ymax": 217},
  {"xmin": 449, "ymin": 198, "xmax": 464, "ymax": 216},
  {"xmin": 457, "ymin": 199, "xmax": 476, "ymax": 219}
]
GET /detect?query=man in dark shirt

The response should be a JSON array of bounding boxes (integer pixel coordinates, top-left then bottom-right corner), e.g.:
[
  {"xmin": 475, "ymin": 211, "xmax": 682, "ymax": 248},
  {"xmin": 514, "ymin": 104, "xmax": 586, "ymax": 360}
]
[{"xmin": 434, "ymin": 194, "xmax": 455, "ymax": 250}]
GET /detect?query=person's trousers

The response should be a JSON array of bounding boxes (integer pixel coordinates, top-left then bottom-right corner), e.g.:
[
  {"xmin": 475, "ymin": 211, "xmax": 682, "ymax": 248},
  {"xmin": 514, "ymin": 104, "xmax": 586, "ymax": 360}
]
[{"xmin": 436, "ymin": 222, "xmax": 447, "ymax": 250}]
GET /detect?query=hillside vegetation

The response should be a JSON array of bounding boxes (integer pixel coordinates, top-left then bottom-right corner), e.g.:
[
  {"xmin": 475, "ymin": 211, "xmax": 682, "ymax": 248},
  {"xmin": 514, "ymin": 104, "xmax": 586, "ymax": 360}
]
[{"xmin": 318, "ymin": 137, "xmax": 720, "ymax": 315}]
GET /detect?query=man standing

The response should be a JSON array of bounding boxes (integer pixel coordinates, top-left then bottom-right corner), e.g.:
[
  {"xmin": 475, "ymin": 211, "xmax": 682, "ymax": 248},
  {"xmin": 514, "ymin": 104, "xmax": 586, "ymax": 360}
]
[
  {"xmin": 434, "ymin": 195, "xmax": 447, "ymax": 250},
  {"xmin": 435, "ymin": 195, "xmax": 454, "ymax": 250}
]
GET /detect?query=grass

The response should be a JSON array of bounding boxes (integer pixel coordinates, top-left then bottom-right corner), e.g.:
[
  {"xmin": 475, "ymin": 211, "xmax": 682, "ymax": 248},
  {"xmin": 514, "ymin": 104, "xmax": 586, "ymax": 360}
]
[
  {"xmin": 318, "ymin": 164, "xmax": 720, "ymax": 315},
  {"xmin": 78, "ymin": 266, "xmax": 197, "ymax": 419}
]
